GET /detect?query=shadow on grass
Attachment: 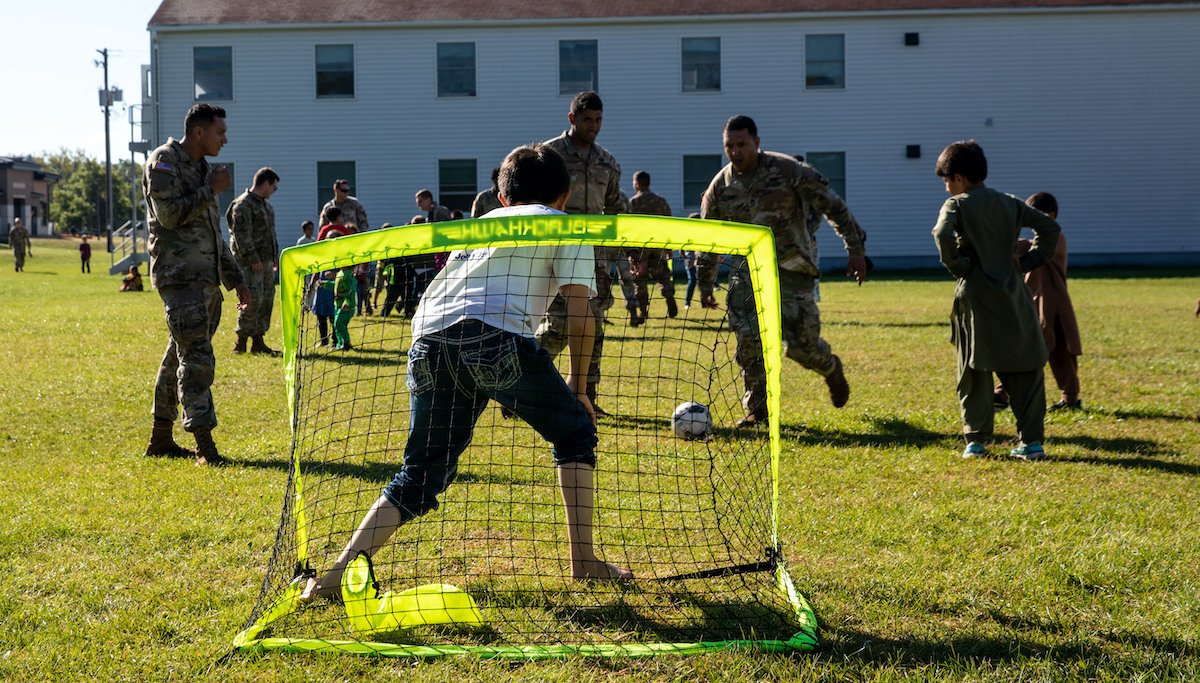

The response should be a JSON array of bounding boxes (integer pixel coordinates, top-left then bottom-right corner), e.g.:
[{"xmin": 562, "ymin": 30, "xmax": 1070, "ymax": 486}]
[
  {"xmin": 233, "ymin": 457, "xmax": 541, "ymax": 487},
  {"xmin": 778, "ymin": 417, "xmax": 951, "ymax": 450},
  {"xmin": 1055, "ymin": 452, "xmax": 1200, "ymax": 477},
  {"xmin": 1092, "ymin": 406, "xmax": 1199, "ymax": 424}
]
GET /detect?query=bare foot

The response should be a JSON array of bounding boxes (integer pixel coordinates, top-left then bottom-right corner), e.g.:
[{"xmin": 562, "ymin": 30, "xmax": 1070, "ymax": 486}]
[
  {"xmin": 297, "ymin": 575, "xmax": 339, "ymax": 603},
  {"xmin": 572, "ymin": 558, "xmax": 634, "ymax": 581}
]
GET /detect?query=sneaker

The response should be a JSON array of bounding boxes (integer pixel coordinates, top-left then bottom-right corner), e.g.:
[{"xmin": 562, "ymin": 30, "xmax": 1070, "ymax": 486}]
[
  {"xmin": 962, "ymin": 442, "xmax": 988, "ymax": 458},
  {"xmin": 1010, "ymin": 442, "xmax": 1046, "ymax": 461},
  {"xmin": 1048, "ymin": 400, "xmax": 1083, "ymax": 412}
]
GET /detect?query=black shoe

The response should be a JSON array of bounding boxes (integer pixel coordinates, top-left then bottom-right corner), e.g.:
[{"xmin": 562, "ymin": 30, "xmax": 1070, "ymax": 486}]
[
  {"xmin": 824, "ymin": 355, "xmax": 850, "ymax": 408},
  {"xmin": 993, "ymin": 394, "xmax": 1009, "ymax": 411},
  {"xmin": 665, "ymin": 297, "xmax": 678, "ymax": 318},
  {"xmin": 1048, "ymin": 399, "xmax": 1083, "ymax": 412}
]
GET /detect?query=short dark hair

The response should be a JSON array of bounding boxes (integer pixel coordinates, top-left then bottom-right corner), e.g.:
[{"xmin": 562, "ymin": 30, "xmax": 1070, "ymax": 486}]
[
  {"xmin": 301, "ymin": 220, "xmax": 314, "ymax": 231},
  {"xmin": 184, "ymin": 103, "xmax": 226, "ymax": 134},
  {"xmin": 935, "ymin": 140, "xmax": 988, "ymax": 183},
  {"xmin": 323, "ymin": 206, "xmax": 342, "ymax": 223},
  {"xmin": 1026, "ymin": 191, "xmax": 1058, "ymax": 215},
  {"xmin": 415, "ymin": 188, "xmax": 434, "ymax": 202},
  {"xmin": 333, "ymin": 178, "xmax": 349, "ymax": 190},
  {"xmin": 490, "ymin": 166, "xmax": 501, "ymax": 189},
  {"xmin": 498, "ymin": 144, "xmax": 571, "ymax": 205},
  {"xmin": 570, "ymin": 91, "xmax": 603, "ymax": 115},
  {"xmin": 253, "ymin": 167, "xmax": 280, "ymax": 187},
  {"xmin": 450, "ymin": 209, "xmax": 464, "ymax": 219},
  {"xmin": 724, "ymin": 114, "xmax": 758, "ymax": 138},
  {"xmin": 633, "ymin": 171, "xmax": 650, "ymax": 187}
]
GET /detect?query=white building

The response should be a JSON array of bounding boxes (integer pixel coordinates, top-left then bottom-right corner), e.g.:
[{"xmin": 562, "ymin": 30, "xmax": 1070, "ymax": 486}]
[{"xmin": 145, "ymin": 0, "xmax": 1200, "ymax": 268}]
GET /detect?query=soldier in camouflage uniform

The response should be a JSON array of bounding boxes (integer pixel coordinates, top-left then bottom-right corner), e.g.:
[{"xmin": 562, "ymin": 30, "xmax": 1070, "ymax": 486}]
[
  {"xmin": 227, "ymin": 167, "xmax": 281, "ymax": 355},
  {"xmin": 612, "ymin": 190, "xmax": 640, "ymax": 324},
  {"xmin": 143, "ymin": 103, "xmax": 252, "ymax": 466},
  {"xmin": 538, "ymin": 91, "xmax": 623, "ymax": 415},
  {"xmin": 627, "ymin": 171, "xmax": 678, "ymax": 322},
  {"xmin": 701, "ymin": 115, "xmax": 868, "ymax": 427},
  {"xmin": 8, "ymin": 218, "xmax": 29, "ymax": 272},
  {"xmin": 471, "ymin": 167, "xmax": 503, "ymax": 218},
  {"xmin": 322, "ymin": 179, "xmax": 369, "ymax": 232}
]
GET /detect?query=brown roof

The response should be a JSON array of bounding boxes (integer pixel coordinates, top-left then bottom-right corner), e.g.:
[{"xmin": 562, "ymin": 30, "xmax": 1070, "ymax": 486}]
[{"xmin": 149, "ymin": 0, "xmax": 1197, "ymax": 26}]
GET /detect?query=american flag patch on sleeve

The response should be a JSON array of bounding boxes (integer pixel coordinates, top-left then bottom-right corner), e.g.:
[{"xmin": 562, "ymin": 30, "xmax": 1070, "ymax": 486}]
[{"xmin": 152, "ymin": 161, "xmax": 174, "ymax": 173}]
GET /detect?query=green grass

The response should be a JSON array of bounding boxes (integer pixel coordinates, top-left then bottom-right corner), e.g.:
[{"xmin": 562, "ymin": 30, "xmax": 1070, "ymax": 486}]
[{"xmin": 1, "ymin": 239, "xmax": 1197, "ymax": 682}]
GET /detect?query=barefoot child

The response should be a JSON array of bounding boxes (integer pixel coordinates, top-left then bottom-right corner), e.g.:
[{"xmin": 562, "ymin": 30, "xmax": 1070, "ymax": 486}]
[
  {"xmin": 302, "ymin": 143, "xmax": 632, "ymax": 601},
  {"xmin": 931, "ymin": 140, "xmax": 1060, "ymax": 460}
]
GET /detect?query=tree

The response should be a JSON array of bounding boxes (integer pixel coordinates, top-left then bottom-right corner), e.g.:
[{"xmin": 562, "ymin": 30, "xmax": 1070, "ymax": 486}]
[{"xmin": 35, "ymin": 148, "xmax": 142, "ymax": 235}]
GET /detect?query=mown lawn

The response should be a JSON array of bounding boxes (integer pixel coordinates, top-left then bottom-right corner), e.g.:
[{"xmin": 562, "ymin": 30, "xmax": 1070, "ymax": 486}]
[{"xmin": 1, "ymin": 238, "xmax": 1197, "ymax": 682}]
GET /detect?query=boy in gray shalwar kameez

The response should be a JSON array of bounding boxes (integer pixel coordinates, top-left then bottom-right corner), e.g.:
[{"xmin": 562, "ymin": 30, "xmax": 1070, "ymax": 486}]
[{"xmin": 931, "ymin": 140, "xmax": 1060, "ymax": 460}]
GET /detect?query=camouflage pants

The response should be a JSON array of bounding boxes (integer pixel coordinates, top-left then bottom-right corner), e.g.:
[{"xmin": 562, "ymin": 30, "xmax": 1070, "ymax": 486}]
[
  {"xmin": 535, "ymin": 294, "xmax": 605, "ymax": 385},
  {"xmin": 236, "ymin": 266, "xmax": 275, "ymax": 337},
  {"xmin": 12, "ymin": 247, "xmax": 25, "ymax": 270},
  {"xmin": 727, "ymin": 269, "xmax": 835, "ymax": 416},
  {"xmin": 153, "ymin": 285, "xmax": 223, "ymax": 431},
  {"xmin": 631, "ymin": 249, "xmax": 675, "ymax": 309},
  {"xmin": 614, "ymin": 254, "xmax": 636, "ymax": 309},
  {"xmin": 696, "ymin": 252, "xmax": 719, "ymax": 301}
]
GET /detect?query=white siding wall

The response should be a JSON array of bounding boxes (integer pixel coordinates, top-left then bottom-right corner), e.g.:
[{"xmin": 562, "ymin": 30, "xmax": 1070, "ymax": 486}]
[{"xmin": 151, "ymin": 6, "xmax": 1200, "ymax": 265}]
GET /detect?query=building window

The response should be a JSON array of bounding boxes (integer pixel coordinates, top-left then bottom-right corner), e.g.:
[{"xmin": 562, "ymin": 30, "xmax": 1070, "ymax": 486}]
[
  {"xmin": 194, "ymin": 46, "xmax": 232, "ymax": 100},
  {"xmin": 438, "ymin": 159, "xmax": 477, "ymax": 213},
  {"xmin": 437, "ymin": 42, "xmax": 476, "ymax": 97},
  {"xmin": 805, "ymin": 34, "xmax": 845, "ymax": 89},
  {"xmin": 806, "ymin": 152, "xmax": 846, "ymax": 199},
  {"xmin": 315, "ymin": 45, "xmax": 355, "ymax": 98},
  {"xmin": 682, "ymin": 155, "xmax": 723, "ymax": 210},
  {"xmin": 317, "ymin": 161, "xmax": 356, "ymax": 219},
  {"xmin": 681, "ymin": 37, "xmax": 720, "ymax": 92},
  {"xmin": 216, "ymin": 164, "xmax": 235, "ymax": 239},
  {"xmin": 559, "ymin": 40, "xmax": 598, "ymax": 94}
]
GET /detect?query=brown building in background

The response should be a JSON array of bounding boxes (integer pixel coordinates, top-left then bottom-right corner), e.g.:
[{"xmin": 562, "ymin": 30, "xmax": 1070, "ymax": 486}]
[{"xmin": 1, "ymin": 157, "xmax": 60, "ymax": 240}]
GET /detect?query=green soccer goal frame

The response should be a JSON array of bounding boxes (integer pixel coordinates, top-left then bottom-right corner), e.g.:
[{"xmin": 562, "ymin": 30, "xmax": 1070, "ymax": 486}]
[{"xmin": 233, "ymin": 213, "xmax": 818, "ymax": 659}]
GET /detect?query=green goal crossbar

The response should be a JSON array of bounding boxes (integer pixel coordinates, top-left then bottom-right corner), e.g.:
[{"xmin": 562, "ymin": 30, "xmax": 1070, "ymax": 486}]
[{"xmin": 233, "ymin": 214, "xmax": 817, "ymax": 658}]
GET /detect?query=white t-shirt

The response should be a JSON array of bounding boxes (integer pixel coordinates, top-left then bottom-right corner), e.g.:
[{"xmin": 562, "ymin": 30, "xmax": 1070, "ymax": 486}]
[{"xmin": 411, "ymin": 204, "xmax": 597, "ymax": 339}]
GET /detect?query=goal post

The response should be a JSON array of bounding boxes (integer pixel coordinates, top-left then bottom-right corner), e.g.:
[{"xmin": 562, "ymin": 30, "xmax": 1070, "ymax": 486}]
[{"xmin": 234, "ymin": 213, "xmax": 817, "ymax": 658}]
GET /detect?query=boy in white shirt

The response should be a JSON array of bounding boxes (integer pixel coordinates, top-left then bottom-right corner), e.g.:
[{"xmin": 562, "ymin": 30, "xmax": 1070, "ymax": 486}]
[{"xmin": 302, "ymin": 144, "xmax": 632, "ymax": 601}]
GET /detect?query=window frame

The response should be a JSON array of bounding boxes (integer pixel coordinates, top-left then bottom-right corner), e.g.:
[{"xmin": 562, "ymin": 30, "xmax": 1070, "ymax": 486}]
[
  {"xmin": 804, "ymin": 34, "xmax": 846, "ymax": 90},
  {"xmin": 682, "ymin": 154, "xmax": 724, "ymax": 211},
  {"xmin": 316, "ymin": 161, "xmax": 357, "ymax": 220},
  {"xmin": 437, "ymin": 159, "xmax": 478, "ymax": 214},
  {"xmin": 315, "ymin": 44, "xmax": 356, "ymax": 99},
  {"xmin": 436, "ymin": 42, "xmax": 477, "ymax": 98},
  {"xmin": 558, "ymin": 39, "xmax": 599, "ymax": 95},
  {"xmin": 681, "ymin": 37, "xmax": 721, "ymax": 93},
  {"xmin": 193, "ymin": 45, "xmax": 233, "ymax": 101},
  {"xmin": 804, "ymin": 151, "xmax": 847, "ymax": 200}
]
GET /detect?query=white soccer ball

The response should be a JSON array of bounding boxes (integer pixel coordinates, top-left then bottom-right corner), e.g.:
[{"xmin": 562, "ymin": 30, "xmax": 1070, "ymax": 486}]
[{"xmin": 672, "ymin": 401, "xmax": 713, "ymax": 440}]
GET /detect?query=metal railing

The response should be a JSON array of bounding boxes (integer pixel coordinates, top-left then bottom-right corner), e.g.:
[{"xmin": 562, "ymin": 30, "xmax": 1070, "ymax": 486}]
[{"xmin": 109, "ymin": 219, "xmax": 149, "ymax": 274}]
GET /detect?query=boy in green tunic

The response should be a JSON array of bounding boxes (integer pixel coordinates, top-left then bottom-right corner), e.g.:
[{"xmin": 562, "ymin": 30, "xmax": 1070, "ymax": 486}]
[{"xmin": 931, "ymin": 141, "xmax": 1060, "ymax": 460}]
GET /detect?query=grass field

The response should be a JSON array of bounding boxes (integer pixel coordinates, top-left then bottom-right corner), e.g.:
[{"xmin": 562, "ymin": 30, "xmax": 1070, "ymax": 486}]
[{"xmin": 1, "ymin": 238, "xmax": 1197, "ymax": 682}]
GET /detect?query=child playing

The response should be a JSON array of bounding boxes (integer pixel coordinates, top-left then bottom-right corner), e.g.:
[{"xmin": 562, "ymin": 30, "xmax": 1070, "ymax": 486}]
[
  {"xmin": 332, "ymin": 265, "xmax": 356, "ymax": 350},
  {"xmin": 300, "ymin": 143, "xmax": 631, "ymax": 602},
  {"xmin": 79, "ymin": 235, "xmax": 92, "ymax": 273},
  {"xmin": 995, "ymin": 192, "xmax": 1083, "ymax": 412},
  {"xmin": 931, "ymin": 140, "xmax": 1061, "ymax": 461},
  {"xmin": 119, "ymin": 264, "xmax": 143, "ymax": 291},
  {"xmin": 311, "ymin": 270, "xmax": 336, "ymax": 346}
]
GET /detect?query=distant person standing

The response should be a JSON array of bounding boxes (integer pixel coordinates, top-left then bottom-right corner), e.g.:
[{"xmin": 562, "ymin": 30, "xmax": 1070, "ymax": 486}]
[
  {"xmin": 539, "ymin": 90, "xmax": 623, "ymax": 414},
  {"xmin": 227, "ymin": 166, "xmax": 281, "ymax": 355},
  {"xmin": 322, "ymin": 179, "xmax": 369, "ymax": 232},
  {"xmin": 9, "ymin": 218, "xmax": 29, "ymax": 272},
  {"xmin": 79, "ymin": 235, "xmax": 92, "ymax": 273},
  {"xmin": 627, "ymin": 171, "xmax": 678, "ymax": 322},
  {"xmin": 296, "ymin": 220, "xmax": 315, "ymax": 246},
  {"xmin": 471, "ymin": 167, "xmax": 503, "ymax": 218},
  {"xmin": 142, "ymin": 103, "xmax": 251, "ymax": 467},
  {"xmin": 411, "ymin": 189, "xmax": 451, "ymax": 314},
  {"xmin": 415, "ymin": 188, "xmax": 452, "ymax": 223},
  {"xmin": 701, "ymin": 115, "xmax": 868, "ymax": 427}
]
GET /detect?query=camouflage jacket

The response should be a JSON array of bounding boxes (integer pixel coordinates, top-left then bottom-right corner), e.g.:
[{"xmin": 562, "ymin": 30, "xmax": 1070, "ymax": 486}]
[
  {"xmin": 226, "ymin": 189, "xmax": 278, "ymax": 266},
  {"xmin": 471, "ymin": 188, "xmax": 502, "ymax": 218},
  {"xmin": 544, "ymin": 132, "xmax": 623, "ymax": 215},
  {"xmin": 701, "ymin": 151, "xmax": 864, "ymax": 278},
  {"xmin": 8, "ymin": 225, "xmax": 29, "ymax": 252},
  {"xmin": 629, "ymin": 190, "xmax": 672, "ymax": 217},
  {"xmin": 322, "ymin": 195, "xmax": 369, "ymax": 231},
  {"xmin": 427, "ymin": 204, "xmax": 453, "ymax": 223},
  {"xmin": 144, "ymin": 138, "xmax": 243, "ymax": 290}
]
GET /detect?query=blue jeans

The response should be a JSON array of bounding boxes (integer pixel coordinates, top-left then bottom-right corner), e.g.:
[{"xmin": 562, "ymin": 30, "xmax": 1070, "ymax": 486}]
[
  {"xmin": 684, "ymin": 263, "xmax": 699, "ymax": 306},
  {"xmin": 383, "ymin": 320, "xmax": 597, "ymax": 521}
]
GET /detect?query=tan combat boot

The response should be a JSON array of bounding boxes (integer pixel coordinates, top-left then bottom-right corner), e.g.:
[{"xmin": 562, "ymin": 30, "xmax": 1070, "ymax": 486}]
[
  {"xmin": 193, "ymin": 427, "xmax": 228, "ymax": 467},
  {"xmin": 144, "ymin": 418, "xmax": 194, "ymax": 458}
]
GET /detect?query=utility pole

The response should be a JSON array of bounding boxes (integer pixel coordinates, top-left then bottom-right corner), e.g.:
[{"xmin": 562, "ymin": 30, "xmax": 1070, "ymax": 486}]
[{"xmin": 95, "ymin": 49, "xmax": 122, "ymax": 253}]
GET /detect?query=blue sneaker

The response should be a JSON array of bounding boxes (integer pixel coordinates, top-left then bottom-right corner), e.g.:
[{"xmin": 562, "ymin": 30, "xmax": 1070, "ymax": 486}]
[
  {"xmin": 1010, "ymin": 442, "xmax": 1046, "ymax": 461},
  {"xmin": 962, "ymin": 442, "xmax": 987, "ymax": 458}
]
